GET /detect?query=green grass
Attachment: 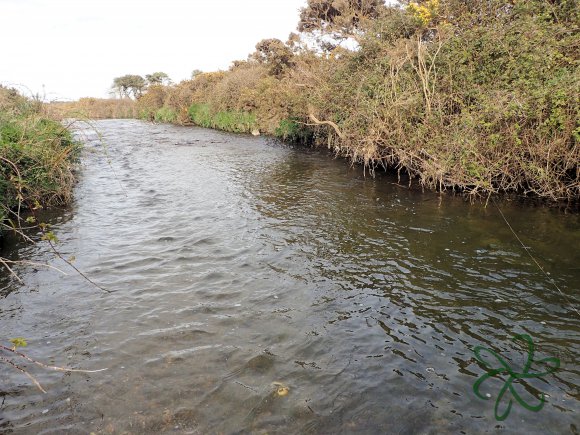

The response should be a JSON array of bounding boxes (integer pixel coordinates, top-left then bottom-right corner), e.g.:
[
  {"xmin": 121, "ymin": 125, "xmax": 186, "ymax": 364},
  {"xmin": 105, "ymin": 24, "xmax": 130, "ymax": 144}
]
[
  {"xmin": 154, "ymin": 107, "xmax": 177, "ymax": 123},
  {"xmin": 188, "ymin": 103, "xmax": 257, "ymax": 133},
  {"xmin": 1, "ymin": 87, "xmax": 79, "ymax": 236},
  {"xmin": 274, "ymin": 118, "xmax": 313, "ymax": 144}
]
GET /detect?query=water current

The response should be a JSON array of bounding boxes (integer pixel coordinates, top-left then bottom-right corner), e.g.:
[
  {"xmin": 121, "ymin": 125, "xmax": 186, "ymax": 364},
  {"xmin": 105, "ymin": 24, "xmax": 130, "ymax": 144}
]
[{"xmin": 1, "ymin": 119, "xmax": 578, "ymax": 434}]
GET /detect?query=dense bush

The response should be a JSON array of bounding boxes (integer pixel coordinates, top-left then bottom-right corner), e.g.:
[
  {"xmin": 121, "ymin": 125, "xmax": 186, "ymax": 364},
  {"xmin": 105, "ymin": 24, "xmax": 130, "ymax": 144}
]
[
  {"xmin": 1, "ymin": 86, "xmax": 79, "ymax": 228},
  {"xmin": 61, "ymin": 0, "xmax": 580, "ymax": 202},
  {"xmin": 310, "ymin": 3, "xmax": 579, "ymax": 199}
]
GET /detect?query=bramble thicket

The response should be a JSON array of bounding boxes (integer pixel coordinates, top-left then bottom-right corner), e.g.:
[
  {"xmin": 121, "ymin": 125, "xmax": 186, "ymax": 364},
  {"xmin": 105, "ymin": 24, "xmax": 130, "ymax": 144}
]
[{"xmin": 48, "ymin": 0, "xmax": 580, "ymax": 201}]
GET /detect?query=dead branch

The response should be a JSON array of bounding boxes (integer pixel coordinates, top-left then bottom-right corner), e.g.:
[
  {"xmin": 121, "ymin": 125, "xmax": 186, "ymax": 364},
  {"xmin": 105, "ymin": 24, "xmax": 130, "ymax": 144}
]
[
  {"xmin": 0, "ymin": 355, "xmax": 46, "ymax": 393},
  {"xmin": 0, "ymin": 344, "xmax": 108, "ymax": 373},
  {"xmin": 306, "ymin": 106, "xmax": 345, "ymax": 139}
]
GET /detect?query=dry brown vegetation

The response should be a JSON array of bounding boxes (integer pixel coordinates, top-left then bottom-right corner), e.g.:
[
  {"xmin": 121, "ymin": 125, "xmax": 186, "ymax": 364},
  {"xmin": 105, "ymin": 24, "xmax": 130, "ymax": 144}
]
[
  {"xmin": 47, "ymin": 98, "xmax": 138, "ymax": 120},
  {"xmin": 56, "ymin": 0, "xmax": 580, "ymax": 202}
]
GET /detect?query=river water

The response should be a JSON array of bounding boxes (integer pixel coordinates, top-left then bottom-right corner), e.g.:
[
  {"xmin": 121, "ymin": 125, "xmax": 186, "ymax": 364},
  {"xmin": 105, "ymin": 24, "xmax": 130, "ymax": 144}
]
[{"xmin": 1, "ymin": 119, "xmax": 578, "ymax": 434}]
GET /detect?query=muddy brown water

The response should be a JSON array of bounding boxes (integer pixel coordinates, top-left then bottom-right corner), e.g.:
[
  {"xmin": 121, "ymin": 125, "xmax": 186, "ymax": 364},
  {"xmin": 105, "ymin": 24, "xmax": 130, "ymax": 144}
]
[{"xmin": 1, "ymin": 119, "xmax": 578, "ymax": 434}]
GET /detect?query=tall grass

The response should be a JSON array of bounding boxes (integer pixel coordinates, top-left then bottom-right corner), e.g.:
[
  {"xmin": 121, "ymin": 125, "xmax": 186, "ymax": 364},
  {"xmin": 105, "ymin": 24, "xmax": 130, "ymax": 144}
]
[
  {"xmin": 0, "ymin": 86, "xmax": 79, "ymax": 235},
  {"xmin": 188, "ymin": 103, "xmax": 257, "ymax": 133},
  {"xmin": 154, "ymin": 107, "xmax": 177, "ymax": 123},
  {"xmin": 48, "ymin": 98, "xmax": 138, "ymax": 120}
]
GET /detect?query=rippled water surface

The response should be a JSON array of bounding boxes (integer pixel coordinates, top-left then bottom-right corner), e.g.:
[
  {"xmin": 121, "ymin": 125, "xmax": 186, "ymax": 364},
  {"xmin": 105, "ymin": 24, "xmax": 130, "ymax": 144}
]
[{"xmin": 1, "ymin": 120, "xmax": 579, "ymax": 434}]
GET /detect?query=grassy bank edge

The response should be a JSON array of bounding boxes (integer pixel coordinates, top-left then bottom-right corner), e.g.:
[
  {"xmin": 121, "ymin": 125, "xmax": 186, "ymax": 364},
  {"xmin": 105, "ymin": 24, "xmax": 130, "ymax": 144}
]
[{"xmin": 1, "ymin": 87, "xmax": 80, "ymax": 243}]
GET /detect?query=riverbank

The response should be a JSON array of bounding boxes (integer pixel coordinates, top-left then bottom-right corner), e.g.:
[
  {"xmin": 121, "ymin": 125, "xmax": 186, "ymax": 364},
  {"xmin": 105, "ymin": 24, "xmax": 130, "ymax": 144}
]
[
  {"xmin": 0, "ymin": 86, "xmax": 79, "ymax": 241},
  {"xmin": 51, "ymin": 1, "xmax": 579, "ymax": 203}
]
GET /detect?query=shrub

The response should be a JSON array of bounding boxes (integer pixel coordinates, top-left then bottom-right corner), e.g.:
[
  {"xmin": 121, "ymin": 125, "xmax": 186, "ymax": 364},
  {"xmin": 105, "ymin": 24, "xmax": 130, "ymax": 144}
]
[
  {"xmin": 1, "ymin": 87, "xmax": 80, "ymax": 233},
  {"xmin": 56, "ymin": 0, "xmax": 579, "ymax": 202}
]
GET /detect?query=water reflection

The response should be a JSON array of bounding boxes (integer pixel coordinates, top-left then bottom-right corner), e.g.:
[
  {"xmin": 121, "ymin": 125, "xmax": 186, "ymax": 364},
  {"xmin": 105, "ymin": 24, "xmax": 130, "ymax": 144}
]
[{"xmin": 0, "ymin": 120, "xmax": 578, "ymax": 434}]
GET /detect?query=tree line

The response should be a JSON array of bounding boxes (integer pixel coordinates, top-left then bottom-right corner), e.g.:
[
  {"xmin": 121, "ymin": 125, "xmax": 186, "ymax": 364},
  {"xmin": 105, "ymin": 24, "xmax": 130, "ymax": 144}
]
[{"xmin": 111, "ymin": 72, "xmax": 172, "ymax": 99}]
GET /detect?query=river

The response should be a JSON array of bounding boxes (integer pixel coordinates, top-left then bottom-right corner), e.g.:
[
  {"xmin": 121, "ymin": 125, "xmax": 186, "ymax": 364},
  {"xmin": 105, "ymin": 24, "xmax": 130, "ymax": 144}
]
[{"xmin": 1, "ymin": 119, "xmax": 578, "ymax": 434}]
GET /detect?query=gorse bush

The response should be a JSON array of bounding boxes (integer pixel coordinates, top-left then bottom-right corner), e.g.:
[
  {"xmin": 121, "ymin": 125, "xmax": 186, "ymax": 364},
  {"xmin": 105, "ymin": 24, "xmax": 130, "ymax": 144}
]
[
  {"xmin": 65, "ymin": 0, "xmax": 580, "ymax": 202},
  {"xmin": 309, "ymin": 2, "xmax": 579, "ymax": 199}
]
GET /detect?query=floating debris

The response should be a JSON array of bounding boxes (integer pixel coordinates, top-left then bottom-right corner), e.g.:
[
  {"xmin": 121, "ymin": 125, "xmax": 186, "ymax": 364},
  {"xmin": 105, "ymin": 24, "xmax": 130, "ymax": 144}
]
[{"xmin": 272, "ymin": 381, "xmax": 289, "ymax": 397}]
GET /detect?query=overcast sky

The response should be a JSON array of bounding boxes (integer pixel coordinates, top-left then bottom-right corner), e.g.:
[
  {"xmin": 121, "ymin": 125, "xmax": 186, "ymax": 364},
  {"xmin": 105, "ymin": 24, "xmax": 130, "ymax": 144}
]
[{"xmin": 1, "ymin": 0, "xmax": 308, "ymax": 101}]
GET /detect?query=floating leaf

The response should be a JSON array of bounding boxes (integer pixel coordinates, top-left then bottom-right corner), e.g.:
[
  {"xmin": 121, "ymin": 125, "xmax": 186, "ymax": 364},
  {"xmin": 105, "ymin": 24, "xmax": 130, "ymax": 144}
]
[{"xmin": 272, "ymin": 381, "xmax": 289, "ymax": 397}]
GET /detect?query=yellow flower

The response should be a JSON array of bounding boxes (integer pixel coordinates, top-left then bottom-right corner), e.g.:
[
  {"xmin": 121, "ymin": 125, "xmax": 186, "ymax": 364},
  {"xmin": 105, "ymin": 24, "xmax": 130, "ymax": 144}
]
[{"xmin": 407, "ymin": 0, "xmax": 440, "ymax": 27}]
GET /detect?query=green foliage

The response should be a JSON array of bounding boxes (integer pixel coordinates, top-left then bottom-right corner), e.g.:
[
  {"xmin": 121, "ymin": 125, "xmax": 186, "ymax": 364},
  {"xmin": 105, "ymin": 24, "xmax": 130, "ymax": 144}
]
[
  {"xmin": 275, "ymin": 118, "xmax": 313, "ymax": 144},
  {"xmin": 145, "ymin": 72, "xmax": 171, "ymax": 86},
  {"xmin": 0, "ymin": 86, "xmax": 79, "ymax": 234},
  {"xmin": 188, "ymin": 104, "xmax": 257, "ymax": 133},
  {"xmin": 41, "ymin": 231, "xmax": 59, "ymax": 243},
  {"xmin": 187, "ymin": 103, "xmax": 212, "ymax": 127},
  {"xmin": 303, "ymin": 0, "xmax": 580, "ymax": 199},
  {"xmin": 94, "ymin": 0, "xmax": 579, "ymax": 202},
  {"xmin": 9, "ymin": 338, "xmax": 27, "ymax": 349},
  {"xmin": 111, "ymin": 74, "xmax": 146, "ymax": 99},
  {"xmin": 154, "ymin": 107, "xmax": 177, "ymax": 123}
]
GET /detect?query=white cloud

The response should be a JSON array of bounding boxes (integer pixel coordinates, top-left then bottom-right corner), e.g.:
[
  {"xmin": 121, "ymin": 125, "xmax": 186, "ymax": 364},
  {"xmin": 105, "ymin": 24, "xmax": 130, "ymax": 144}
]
[{"xmin": 0, "ymin": 0, "xmax": 307, "ymax": 100}]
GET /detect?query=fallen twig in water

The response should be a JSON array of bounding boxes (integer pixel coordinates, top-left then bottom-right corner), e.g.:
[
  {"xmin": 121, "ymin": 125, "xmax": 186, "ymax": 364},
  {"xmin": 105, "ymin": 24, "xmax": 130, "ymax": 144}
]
[
  {"xmin": 0, "ymin": 258, "xmax": 68, "ymax": 275},
  {"xmin": 0, "ymin": 343, "xmax": 108, "ymax": 393}
]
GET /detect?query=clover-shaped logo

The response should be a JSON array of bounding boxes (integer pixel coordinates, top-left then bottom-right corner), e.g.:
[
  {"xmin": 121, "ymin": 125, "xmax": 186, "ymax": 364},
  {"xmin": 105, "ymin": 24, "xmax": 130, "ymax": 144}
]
[{"xmin": 473, "ymin": 334, "xmax": 560, "ymax": 421}]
